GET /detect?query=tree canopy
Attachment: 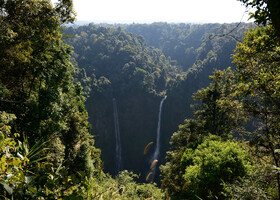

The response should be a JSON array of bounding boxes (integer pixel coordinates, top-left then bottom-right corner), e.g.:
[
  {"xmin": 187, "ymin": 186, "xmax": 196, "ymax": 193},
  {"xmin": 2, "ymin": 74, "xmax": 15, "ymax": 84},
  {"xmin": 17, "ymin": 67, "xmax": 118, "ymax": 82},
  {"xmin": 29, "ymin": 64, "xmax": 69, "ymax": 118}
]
[
  {"xmin": 1, "ymin": 0, "xmax": 280, "ymax": 199},
  {"xmin": 238, "ymin": 0, "xmax": 280, "ymax": 35}
]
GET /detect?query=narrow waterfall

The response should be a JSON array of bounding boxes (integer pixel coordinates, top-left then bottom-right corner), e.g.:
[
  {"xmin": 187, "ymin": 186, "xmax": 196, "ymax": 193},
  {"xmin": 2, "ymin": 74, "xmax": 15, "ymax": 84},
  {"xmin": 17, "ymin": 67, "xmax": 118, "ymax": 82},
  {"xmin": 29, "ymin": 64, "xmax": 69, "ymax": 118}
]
[
  {"xmin": 150, "ymin": 95, "xmax": 167, "ymax": 181},
  {"xmin": 113, "ymin": 98, "xmax": 122, "ymax": 174}
]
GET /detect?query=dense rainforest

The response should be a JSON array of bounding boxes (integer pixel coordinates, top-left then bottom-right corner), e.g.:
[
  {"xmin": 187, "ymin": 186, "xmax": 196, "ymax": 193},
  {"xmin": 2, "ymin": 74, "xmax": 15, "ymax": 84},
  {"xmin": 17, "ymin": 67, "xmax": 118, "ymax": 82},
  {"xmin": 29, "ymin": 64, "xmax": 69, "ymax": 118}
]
[
  {"xmin": 63, "ymin": 22, "xmax": 254, "ymax": 182},
  {"xmin": 1, "ymin": 0, "xmax": 280, "ymax": 199}
]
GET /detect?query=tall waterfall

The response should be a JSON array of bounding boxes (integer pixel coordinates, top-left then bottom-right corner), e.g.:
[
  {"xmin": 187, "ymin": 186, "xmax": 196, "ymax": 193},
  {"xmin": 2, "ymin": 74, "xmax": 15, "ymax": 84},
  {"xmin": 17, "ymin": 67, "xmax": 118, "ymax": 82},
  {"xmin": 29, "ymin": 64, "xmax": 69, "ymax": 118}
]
[
  {"xmin": 113, "ymin": 98, "xmax": 122, "ymax": 174},
  {"xmin": 150, "ymin": 95, "xmax": 167, "ymax": 181}
]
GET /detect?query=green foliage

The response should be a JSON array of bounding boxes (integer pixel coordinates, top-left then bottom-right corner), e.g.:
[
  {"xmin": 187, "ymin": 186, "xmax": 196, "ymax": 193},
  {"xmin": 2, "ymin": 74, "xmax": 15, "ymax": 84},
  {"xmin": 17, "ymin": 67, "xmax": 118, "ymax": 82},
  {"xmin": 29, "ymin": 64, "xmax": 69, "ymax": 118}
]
[
  {"xmin": 0, "ymin": 0, "xmax": 72, "ymax": 140},
  {"xmin": 237, "ymin": 0, "xmax": 280, "ymax": 36},
  {"xmin": 232, "ymin": 25, "xmax": 280, "ymax": 198},
  {"xmin": 0, "ymin": 111, "xmax": 92, "ymax": 199},
  {"xmin": 222, "ymin": 143, "xmax": 277, "ymax": 199},
  {"xmin": 160, "ymin": 68, "xmax": 249, "ymax": 199},
  {"xmin": 3, "ymin": 1, "xmax": 279, "ymax": 199},
  {"xmin": 0, "ymin": 2, "xmax": 166, "ymax": 199},
  {"xmin": 224, "ymin": 176, "xmax": 269, "ymax": 200},
  {"xmin": 64, "ymin": 23, "xmax": 253, "ymax": 178},
  {"xmin": 0, "ymin": 112, "xmax": 163, "ymax": 199},
  {"xmin": 160, "ymin": 119, "xmax": 204, "ymax": 199},
  {"xmin": 79, "ymin": 170, "xmax": 164, "ymax": 199},
  {"xmin": 114, "ymin": 170, "xmax": 164, "ymax": 199},
  {"xmin": 235, "ymin": 27, "xmax": 280, "ymax": 145},
  {"xmin": 0, "ymin": 112, "xmax": 26, "ymax": 198},
  {"xmin": 181, "ymin": 135, "xmax": 253, "ymax": 199},
  {"xmin": 64, "ymin": 24, "xmax": 178, "ymax": 96},
  {"xmin": 125, "ymin": 23, "xmax": 253, "ymax": 71},
  {"xmin": 161, "ymin": 24, "xmax": 280, "ymax": 199},
  {"xmin": 63, "ymin": 24, "xmax": 182, "ymax": 177},
  {"xmin": 192, "ymin": 68, "xmax": 246, "ymax": 138},
  {"xmin": 0, "ymin": 0, "xmax": 102, "ymax": 180}
]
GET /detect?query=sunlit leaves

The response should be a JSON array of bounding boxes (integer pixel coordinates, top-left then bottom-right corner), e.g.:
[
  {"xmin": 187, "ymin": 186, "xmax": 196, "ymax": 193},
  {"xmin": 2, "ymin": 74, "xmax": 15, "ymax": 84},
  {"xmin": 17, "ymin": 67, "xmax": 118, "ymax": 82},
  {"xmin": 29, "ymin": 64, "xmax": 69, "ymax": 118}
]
[
  {"xmin": 237, "ymin": 0, "xmax": 280, "ymax": 33},
  {"xmin": 233, "ymin": 25, "xmax": 280, "ymax": 198},
  {"xmin": 181, "ymin": 135, "xmax": 253, "ymax": 199},
  {"xmin": 0, "ymin": 112, "xmax": 26, "ymax": 197}
]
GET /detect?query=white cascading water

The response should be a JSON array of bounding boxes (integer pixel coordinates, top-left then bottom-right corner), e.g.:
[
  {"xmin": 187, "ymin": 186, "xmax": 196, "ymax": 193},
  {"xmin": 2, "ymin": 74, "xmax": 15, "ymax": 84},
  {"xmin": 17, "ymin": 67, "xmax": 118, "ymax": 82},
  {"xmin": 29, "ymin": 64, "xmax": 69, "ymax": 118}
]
[
  {"xmin": 113, "ymin": 98, "xmax": 122, "ymax": 174},
  {"xmin": 150, "ymin": 95, "xmax": 167, "ymax": 181}
]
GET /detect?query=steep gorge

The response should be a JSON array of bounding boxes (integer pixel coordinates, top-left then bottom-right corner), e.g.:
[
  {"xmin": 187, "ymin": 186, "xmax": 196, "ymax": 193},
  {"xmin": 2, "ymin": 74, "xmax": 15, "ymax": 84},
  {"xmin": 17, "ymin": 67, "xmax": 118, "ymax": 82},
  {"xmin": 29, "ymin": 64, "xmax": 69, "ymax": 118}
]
[{"xmin": 65, "ymin": 22, "xmax": 254, "ymax": 182}]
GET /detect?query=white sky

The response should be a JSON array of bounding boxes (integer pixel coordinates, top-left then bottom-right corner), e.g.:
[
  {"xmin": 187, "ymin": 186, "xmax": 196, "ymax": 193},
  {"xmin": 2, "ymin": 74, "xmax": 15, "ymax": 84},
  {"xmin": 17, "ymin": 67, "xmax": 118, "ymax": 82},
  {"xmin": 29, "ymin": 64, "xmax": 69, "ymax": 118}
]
[{"xmin": 52, "ymin": 0, "xmax": 252, "ymax": 24}]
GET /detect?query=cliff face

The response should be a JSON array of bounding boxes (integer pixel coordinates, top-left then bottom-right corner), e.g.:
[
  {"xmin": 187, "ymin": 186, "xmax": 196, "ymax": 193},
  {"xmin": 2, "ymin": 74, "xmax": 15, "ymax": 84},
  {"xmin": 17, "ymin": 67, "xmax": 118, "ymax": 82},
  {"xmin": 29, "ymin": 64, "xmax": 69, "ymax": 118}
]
[{"xmin": 86, "ymin": 88, "xmax": 161, "ymax": 177}]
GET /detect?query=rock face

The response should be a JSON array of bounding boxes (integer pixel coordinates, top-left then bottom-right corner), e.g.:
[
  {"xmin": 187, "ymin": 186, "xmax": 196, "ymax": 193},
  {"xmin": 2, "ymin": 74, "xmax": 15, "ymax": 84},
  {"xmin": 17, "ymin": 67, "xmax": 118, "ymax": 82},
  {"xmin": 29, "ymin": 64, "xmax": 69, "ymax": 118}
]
[{"xmin": 86, "ymin": 88, "xmax": 161, "ymax": 178}]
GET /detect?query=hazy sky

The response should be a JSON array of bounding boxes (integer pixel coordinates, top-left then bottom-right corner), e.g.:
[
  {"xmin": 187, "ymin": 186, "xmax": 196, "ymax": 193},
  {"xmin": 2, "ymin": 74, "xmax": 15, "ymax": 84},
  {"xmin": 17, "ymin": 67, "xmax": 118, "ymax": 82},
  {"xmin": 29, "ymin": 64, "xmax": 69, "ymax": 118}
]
[{"xmin": 52, "ymin": 0, "xmax": 252, "ymax": 23}]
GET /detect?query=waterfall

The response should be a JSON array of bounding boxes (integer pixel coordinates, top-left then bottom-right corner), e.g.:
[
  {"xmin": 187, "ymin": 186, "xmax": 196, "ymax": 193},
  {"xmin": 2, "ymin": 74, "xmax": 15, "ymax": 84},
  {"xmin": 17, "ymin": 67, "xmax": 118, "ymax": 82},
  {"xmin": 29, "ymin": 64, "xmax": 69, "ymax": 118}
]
[
  {"xmin": 150, "ymin": 95, "xmax": 167, "ymax": 181},
  {"xmin": 113, "ymin": 98, "xmax": 122, "ymax": 174}
]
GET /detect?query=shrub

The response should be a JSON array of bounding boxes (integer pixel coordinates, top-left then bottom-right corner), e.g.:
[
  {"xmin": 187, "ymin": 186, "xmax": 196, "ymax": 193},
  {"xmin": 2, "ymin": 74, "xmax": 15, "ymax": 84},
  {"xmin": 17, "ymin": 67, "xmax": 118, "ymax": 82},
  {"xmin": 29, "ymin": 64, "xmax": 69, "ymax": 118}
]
[{"xmin": 181, "ymin": 135, "xmax": 253, "ymax": 199}]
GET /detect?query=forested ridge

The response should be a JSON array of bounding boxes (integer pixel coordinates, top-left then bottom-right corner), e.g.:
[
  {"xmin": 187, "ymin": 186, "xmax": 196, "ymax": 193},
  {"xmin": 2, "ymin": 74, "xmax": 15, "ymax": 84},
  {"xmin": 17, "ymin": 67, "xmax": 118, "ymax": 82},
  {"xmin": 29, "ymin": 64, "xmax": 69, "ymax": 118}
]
[{"xmin": 1, "ymin": 0, "xmax": 280, "ymax": 199}]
